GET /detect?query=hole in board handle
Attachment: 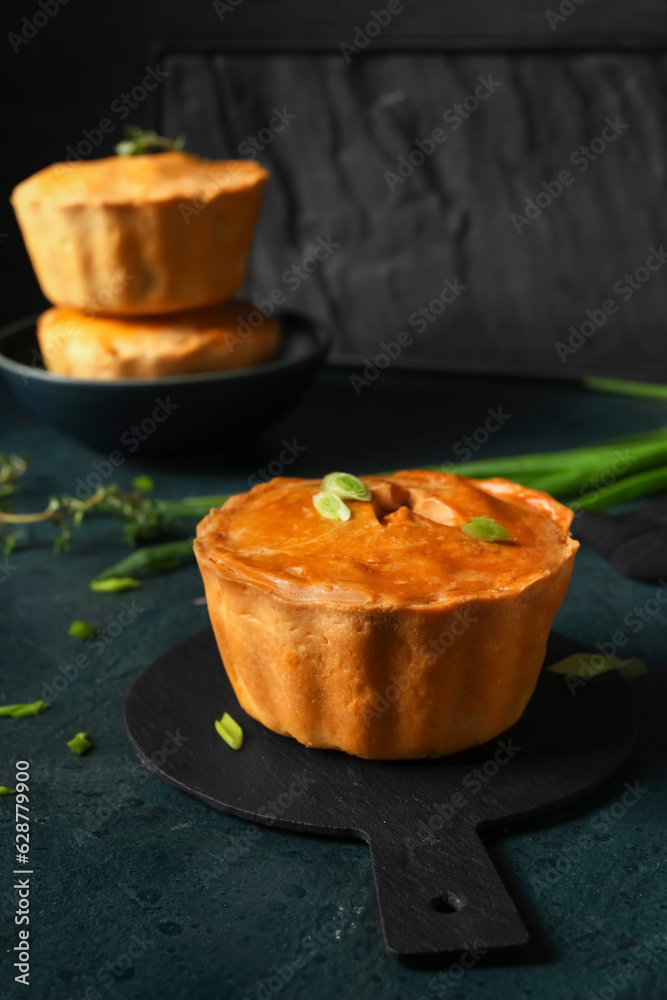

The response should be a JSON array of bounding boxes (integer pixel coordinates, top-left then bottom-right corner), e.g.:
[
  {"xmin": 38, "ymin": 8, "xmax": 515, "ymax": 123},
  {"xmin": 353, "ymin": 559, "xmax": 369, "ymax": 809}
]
[{"xmin": 430, "ymin": 892, "xmax": 466, "ymax": 914}]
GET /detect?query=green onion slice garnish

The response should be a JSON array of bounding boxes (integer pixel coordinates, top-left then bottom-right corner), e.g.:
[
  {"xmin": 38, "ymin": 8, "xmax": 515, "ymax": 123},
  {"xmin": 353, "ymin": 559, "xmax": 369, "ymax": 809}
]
[
  {"xmin": 461, "ymin": 517, "xmax": 511, "ymax": 542},
  {"xmin": 132, "ymin": 475, "xmax": 154, "ymax": 493},
  {"xmin": 312, "ymin": 491, "xmax": 351, "ymax": 521},
  {"xmin": 68, "ymin": 620, "xmax": 97, "ymax": 641},
  {"xmin": 321, "ymin": 472, "xmax": 371, "ymax": 502},
  {"xmin": 547, "ymin": 653, "xmax": 647, "ymax": 680},
  {"xmin": 0, "ymin": 700, "xmax": 48, "ymax": 718},
  {"xmin": 0, "ymin": 786, "xmax": 16, "ymax": 796},
  {"xmin": 67, "ymin": 732, "xmax": 93, "ymax": 755},
  {"xmin": 90, "ymin": 577, "xmax": 140, "ymax": 593},
  {"xmin": 214, "ymin": 712, "xmax": 243, "ymax": 750}
]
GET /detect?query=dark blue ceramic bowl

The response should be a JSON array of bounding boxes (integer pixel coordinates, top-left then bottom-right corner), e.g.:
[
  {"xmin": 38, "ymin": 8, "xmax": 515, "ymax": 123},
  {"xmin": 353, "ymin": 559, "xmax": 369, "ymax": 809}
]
[{"xmin": 0, "ymin": 312, "xmax": 330, "ymax": 456}]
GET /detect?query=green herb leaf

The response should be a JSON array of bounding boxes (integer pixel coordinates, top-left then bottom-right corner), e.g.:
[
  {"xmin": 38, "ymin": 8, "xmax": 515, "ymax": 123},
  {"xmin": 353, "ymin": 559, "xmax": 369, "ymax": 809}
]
[
  {"xmin": 547, "ymin": 653, "xmax": 647, "ymax": 680},
  {"xmin": 0, "ymin": 454, "xmax": 27, "ymax": 484},
  {"xmin": 2, "ymin": 531, "xmax": 21, "ymax": 555},
  {"xmin": 321, "ymin": 472, "xmax": 371, "ymax": 502},
  {"xmin": 0, "ymin": 485, "xmax": 228, "ymax": 551},
  {"xmin": 67, "ymin": 732, "xmax": 93, "ymax": 755},
  {"xmin": 461, "ymin": 517, "xmax": 511, "ymax": 542},
  {"xmin": 0, "ymin": 786, "xmax": 16, "ymax": 796},
  {"xmin": 90, "ymin": 577, "xmax": 140, "ymax": 593},
  {"xmin": 313, "ymin": 491, "xmax": 352, "ymax": 521},
  {"xmin": 0, "ymin": 700, "xmax": 48, "ymax": 718},
  {"xmin": 115, "ymin": 126, "xmax": 186, "ymax": 157},
  {"xmin": 133, "ymin": 476, "xmax": 154, "ymax": 493},
  {"xmin": 68, "ymin": 620, "xmax": 97, "ymax": 641},
  {"xmin": 214, "ymin": 712, "xmax": 243, "ymax": 750}
]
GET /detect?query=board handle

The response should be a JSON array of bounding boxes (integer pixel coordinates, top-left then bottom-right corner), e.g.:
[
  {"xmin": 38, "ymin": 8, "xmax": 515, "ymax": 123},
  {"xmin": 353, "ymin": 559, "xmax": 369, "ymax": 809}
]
[{"xmin": 368, "ymin": 823, "xmax": 529, "ymax": 959}]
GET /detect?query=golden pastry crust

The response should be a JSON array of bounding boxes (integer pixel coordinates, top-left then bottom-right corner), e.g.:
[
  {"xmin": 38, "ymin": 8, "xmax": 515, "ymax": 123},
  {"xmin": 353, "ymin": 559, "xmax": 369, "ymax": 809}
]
[
  {"xmin": 195, "ymin": 470, "xmax": 579, "ymax": 759},
  {"xmin": 11, "ymin": 153, "xmax": 268, "ymax": 314},
  {"xmin": 37, "ymin": 302, "xmax": 280, "ymax": 379}
]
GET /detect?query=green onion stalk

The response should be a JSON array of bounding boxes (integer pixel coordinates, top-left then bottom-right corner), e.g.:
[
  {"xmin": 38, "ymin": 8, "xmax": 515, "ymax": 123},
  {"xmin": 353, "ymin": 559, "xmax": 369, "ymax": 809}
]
[
  {"xmin": 7, "ymin": 418, "xmax": 667, "ymax": 590},
  {"xmin": 426, "ymin": 429, "xmax": 667, "ymax": 510}
]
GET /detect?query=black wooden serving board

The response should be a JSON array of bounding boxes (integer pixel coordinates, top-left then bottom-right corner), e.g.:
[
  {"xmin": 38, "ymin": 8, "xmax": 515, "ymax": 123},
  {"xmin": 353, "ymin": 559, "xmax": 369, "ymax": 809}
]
[{"xmin": 124, "ymin": 629, "xmax": 635, "ymax": 960}]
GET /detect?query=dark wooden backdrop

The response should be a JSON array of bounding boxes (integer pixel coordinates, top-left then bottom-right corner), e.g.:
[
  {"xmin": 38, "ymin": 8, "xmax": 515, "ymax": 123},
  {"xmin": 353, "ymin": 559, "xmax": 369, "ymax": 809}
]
[
  {"xmin": 159, "ymin": 45, "xmax": 667, "ymax": 379},
  {"xmin": 3, "ymin": 0, "xmax": 666, "ymax": 380}
]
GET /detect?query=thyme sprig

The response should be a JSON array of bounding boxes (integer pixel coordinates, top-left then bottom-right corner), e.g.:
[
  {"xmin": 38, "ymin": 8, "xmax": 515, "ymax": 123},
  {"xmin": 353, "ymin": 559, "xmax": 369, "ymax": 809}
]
[
  {"xmin": 0, "ymin": 486, "xmax": 227, "ymax": 552},
  {"xmin": 0, "ymin": 454, "xmax": 28, "ymax": 553}
]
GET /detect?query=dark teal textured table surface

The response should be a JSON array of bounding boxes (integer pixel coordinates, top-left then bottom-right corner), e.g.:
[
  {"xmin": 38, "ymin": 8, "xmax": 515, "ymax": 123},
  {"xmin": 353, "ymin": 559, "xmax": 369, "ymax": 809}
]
[{"xmin": 1, "ymin": 369, "xmax": 666, "ymax": 1000}]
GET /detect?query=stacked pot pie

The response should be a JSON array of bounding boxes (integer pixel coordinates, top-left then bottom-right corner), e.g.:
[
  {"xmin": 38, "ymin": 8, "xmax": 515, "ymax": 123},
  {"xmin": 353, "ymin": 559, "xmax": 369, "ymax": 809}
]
[
  {"xmin": 195, "ymin": 469, "xmax": 579, "ymax": 760},
  {"xmin": 11, "ymin": 151, "xmax": 278, "ymax": 379}
]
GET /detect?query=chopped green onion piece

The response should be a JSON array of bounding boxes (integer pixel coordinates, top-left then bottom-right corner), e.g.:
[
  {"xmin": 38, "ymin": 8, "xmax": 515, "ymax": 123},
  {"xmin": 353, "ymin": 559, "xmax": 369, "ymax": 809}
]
[
  {"xmin": 321, "ymin": 472, "xmax": 371, "ymax": 502},
  {"xmin": 214, "ymin": 712, "xmax": 243, "ymax": 750},
  {"xmin": 133, "ymin": 475, "xmax": 154, "ymax": 493},
  {"xmin": 68, "ymin": 620, "xmax": 97, "ymax": 641},
  {"xmin": 67, "ymin": 732, "xmax": 93, "ymax": 755},
  {"xmin": 547, "ymin": 653, "xmax": 647, "ymax": 681},
  {"xmin": 91, "ymin": 538, "xmax": 195, "ymax": 585},
  {"xmin": 90, "ymin": 577, "xmax": 140, "ymax": 592},
  {"xmin": 312, "ymin": 491, "xmax": 351, "ymax": 521},
  {"xmin": 0, "ymin": 700, "xmax": 48, "ymax": 718},
  {"xmin": 461, "ymin": 517, "xmax": 511, "ymax": 542},
  {"xmin": 0, "ymin": 786, "xmax": 16, "ymax": 796}
]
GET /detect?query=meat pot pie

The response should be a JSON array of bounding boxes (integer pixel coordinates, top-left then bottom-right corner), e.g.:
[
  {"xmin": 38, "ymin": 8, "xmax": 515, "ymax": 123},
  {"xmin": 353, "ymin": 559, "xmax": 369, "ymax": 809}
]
[
  {"xmin": 195, "ymin": 470, "xmax": 578, "ymax": 759},
  {"xmin": 11, "ymin": 153, "xmax": 268, "ymax": 314},
  {"xmin": 37, "ymin": 302, "xmax": 280, "ymax": 379}
]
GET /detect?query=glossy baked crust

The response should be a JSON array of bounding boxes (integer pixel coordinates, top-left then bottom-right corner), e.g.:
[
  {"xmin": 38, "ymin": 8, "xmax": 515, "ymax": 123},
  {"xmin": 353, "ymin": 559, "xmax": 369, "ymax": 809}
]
[
  {"xmin": 195, "ymin": 470, "xmax": 579, "ymax": 759},
  {"xmin": 11, "ymin": 153, "xmax": 268, "ymax": 314},
  {"xmin": 36, "ymin": 302, "xmax": 280, "ymax": 379}
]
